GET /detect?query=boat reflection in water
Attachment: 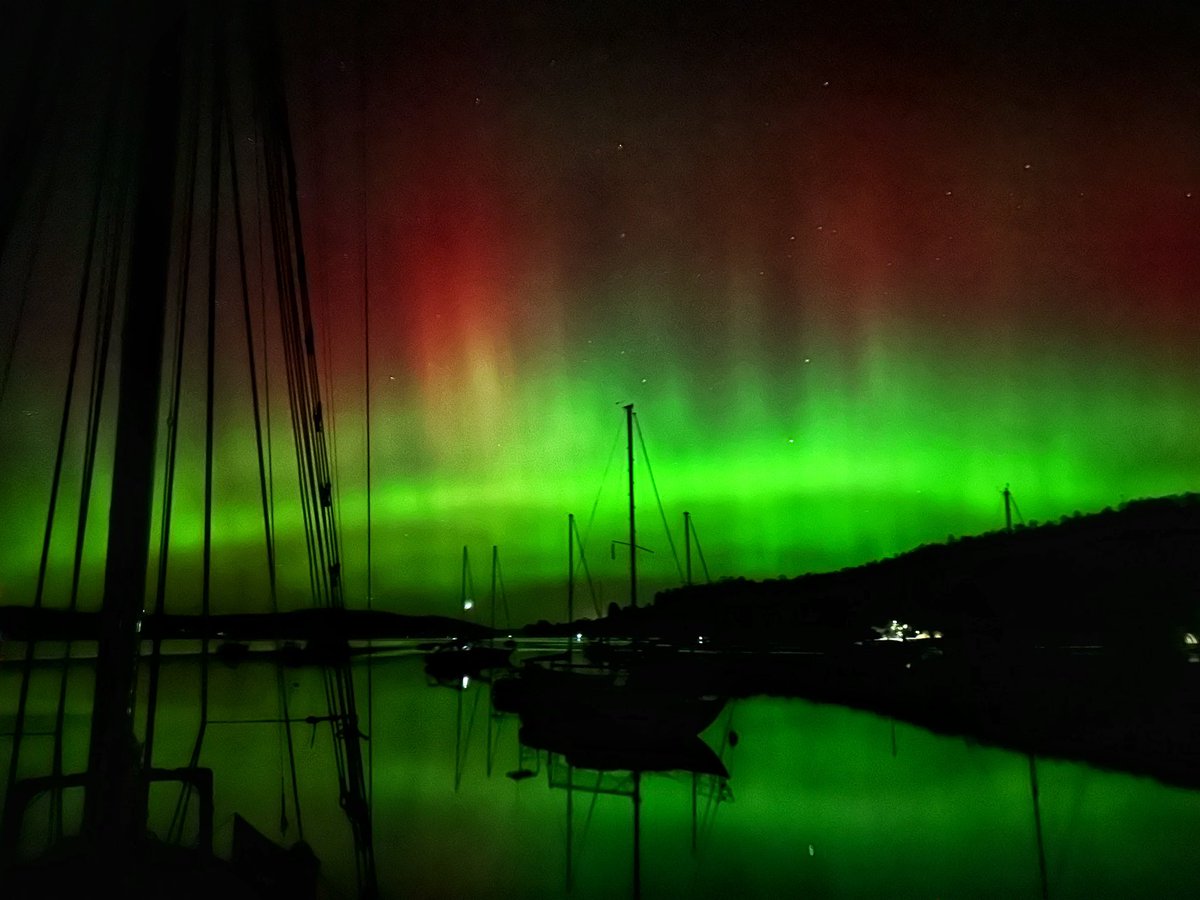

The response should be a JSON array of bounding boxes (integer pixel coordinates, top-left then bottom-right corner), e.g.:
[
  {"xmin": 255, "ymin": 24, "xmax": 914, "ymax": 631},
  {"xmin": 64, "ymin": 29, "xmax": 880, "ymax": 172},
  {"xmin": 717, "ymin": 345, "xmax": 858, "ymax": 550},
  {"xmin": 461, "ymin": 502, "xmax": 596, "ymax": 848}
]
[
  {"xmin": 8, "ymin": 653, "xmax": 1200, "ymax": 896},
  {"xmin": 493, "ymin": 657, "xmax": 735, "ymax": 899},
  {"xmin": 423, "ymin": 640, "xmax": 515, "ymax": 689}
]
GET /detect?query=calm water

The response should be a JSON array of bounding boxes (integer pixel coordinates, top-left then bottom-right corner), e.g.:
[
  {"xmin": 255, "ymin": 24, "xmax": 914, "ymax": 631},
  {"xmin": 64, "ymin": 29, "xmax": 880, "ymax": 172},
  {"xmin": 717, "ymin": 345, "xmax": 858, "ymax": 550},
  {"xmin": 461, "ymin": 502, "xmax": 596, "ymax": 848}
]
[{"xmin": 3, "ymin": 649, "xmax": 1198, "ymax": 898}]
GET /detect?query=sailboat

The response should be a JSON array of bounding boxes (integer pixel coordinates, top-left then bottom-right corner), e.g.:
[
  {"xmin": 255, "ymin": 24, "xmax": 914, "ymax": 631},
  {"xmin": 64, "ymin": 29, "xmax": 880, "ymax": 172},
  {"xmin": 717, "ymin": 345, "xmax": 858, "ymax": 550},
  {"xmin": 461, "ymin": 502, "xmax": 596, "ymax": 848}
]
[
  {"xmin": 1, "ymin": 6, "xmax": 374, "ymax": 897},
  {"xmin": 492, "ymin": 404, "xmax": 726, "ymax": 747},
  {"xmin": 423, "ymin": 545, "xmax": 515, "ymax": 686}
]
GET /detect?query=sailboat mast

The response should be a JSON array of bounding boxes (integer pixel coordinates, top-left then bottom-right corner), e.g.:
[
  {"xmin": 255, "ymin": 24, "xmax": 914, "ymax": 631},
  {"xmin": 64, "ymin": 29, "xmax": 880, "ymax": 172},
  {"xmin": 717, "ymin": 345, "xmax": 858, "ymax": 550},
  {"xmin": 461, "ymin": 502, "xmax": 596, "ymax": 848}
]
[
  {"xmin": 567, "ymin": 513, "xmax": 575, "ymax": 624},
  {"xmin": 632, "ymin": 769, "xmax": 642, "ymax": 899},
  {"xmin": 625, "ymin": 403, "xmax": 637, "ymax": 609},
  {"xmin": 491, "ymin": 545, "xmax": 498, "ymax": 633},
  {"xmin": 684, "ymin": 510, "xmax": 692, "ymax": 586},
  {"xmin": 461, "ymin": 545, "xmax": 470, "ymax": 611},
  {"xmin": 83, "ymin": 17, "xmax": 184, "ymax": 853}
]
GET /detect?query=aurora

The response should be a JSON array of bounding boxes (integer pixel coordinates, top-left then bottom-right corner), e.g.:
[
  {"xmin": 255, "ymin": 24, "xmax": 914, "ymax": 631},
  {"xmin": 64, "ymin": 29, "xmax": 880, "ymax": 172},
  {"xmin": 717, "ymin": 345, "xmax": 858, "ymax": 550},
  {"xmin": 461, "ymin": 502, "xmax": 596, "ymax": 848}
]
[{"xmin": 1, "ymin": 0, "xmax": 1198, "ymax": 624}]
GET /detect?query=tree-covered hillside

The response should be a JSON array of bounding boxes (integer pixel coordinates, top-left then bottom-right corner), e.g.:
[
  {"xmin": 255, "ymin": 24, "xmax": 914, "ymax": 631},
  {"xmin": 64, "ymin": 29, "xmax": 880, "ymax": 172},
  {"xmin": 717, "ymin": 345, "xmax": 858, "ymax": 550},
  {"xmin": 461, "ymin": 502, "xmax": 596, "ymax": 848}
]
[{"xmin": 624, "ymin": 493, "xmax": 1200, "ymax": 650}]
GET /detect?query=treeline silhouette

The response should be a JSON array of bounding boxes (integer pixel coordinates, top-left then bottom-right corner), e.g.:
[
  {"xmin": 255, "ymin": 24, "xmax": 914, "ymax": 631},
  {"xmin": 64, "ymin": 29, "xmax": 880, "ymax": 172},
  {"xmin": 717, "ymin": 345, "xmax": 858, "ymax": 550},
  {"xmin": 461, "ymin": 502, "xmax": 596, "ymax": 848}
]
[
  {"xmin": 594, "ymin": 494, "xmax": 1200, "ymax": 788},
  {"xmin": 617, "ymin": 492, "xmax": 1200, "ymax": 653}
]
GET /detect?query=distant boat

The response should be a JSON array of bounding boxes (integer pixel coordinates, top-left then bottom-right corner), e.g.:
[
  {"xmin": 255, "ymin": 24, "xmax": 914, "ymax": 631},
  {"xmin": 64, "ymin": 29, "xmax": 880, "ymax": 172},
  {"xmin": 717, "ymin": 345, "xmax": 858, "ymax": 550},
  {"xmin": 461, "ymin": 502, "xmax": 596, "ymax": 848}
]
[
  {"xmin": 422, "ymin": 546, "xmax": 514, "ymax": 686},
  {"xmin": 423, "ymin": 640, "xmax": 514, "ymax": 686}
]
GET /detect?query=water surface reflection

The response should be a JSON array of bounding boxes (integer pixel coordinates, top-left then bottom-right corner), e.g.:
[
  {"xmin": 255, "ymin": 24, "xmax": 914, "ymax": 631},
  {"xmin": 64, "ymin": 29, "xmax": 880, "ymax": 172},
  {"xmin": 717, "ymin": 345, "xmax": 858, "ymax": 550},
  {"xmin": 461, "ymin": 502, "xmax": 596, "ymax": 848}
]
[{"xmin": 3, "ymin": 652, "xmax": 1198, "ymax": 897}]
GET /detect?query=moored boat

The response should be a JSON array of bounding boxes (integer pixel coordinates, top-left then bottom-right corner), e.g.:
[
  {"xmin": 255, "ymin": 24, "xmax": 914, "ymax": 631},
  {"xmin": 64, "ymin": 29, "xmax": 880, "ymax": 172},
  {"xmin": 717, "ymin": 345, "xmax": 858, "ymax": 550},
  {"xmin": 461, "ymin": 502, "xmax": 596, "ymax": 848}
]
[{"xmin": 493, "ymin": 656, "xmax": 725, "ymax": 743}]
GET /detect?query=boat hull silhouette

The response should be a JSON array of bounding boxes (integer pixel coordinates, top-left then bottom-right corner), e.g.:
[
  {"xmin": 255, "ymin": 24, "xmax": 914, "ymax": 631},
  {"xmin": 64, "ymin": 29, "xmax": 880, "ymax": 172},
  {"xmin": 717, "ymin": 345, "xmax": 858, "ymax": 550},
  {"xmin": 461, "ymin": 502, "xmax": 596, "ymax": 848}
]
[{"xmin": 493, "ymin": 660, "xmax": 726, "ymax": 750}]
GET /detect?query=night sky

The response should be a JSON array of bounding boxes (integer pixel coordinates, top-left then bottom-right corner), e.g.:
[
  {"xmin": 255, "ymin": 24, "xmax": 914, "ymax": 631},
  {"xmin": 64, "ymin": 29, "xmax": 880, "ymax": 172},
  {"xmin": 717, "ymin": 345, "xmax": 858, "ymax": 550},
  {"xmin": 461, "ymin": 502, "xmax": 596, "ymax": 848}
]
[{"xmin": 2, "ymin": 1, "xmax": 1199, "ymax": 622}]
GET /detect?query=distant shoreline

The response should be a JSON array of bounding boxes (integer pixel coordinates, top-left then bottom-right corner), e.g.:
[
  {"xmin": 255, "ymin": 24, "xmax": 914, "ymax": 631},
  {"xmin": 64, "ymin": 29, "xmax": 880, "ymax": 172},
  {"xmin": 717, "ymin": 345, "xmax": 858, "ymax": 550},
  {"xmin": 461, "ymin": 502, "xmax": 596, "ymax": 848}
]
[{"xmin": 6, "ymin": 493, "xmax": 1200, "ymax": 793}]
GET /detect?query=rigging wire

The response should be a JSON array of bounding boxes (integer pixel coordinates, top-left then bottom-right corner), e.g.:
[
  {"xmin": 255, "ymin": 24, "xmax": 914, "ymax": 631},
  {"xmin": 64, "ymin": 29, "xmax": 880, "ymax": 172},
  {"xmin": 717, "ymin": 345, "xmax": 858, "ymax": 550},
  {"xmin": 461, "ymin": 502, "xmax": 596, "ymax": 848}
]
[
  {"xmin": 249, "ymin": 1, "xmax": 376, "ymax": 888},
  {"xmin": 225, "ymin": 40, "xmax": 306, "ymax": 841},
  {"xmin": 634, "ymin": 413, "xmax": 685, "ymax": 582},
  {"xmin": 319, "ymin": 289, "xmax": 348, "ymax": 586},
  {"xmin": 79, "ymin": 13, "xmax": 188, "ymax": 848},
  {"xmin": 571, "ymin": 414, "xmax": 632, "ymax": 619},
  {"xmin": 582, "ymin": 418, "xmax": 626, "ymax": 547},
  {"xmin": 261, "ymin": 52, "xmax": 340, "ymax": 850},
  {"xmin": 241, "ymin": 20, "xmax": 304, "ymax": 835},
  {"xmin": 695, "ymin": 704, "xmax": 737, "ymax": 848},
  {"xmin": 142, "ymin": 21, "xmax": 204, "ymax": 773},
  {"xmin": 461, "ymin": 546, "xmax": 476, "ymax": 610},
  {"xmin": 227, "ymin": 86, "xmax": 277, "ymax": 631},
  {"xmin": 170, "ymin": 29, "xmax": 225, "ymax": 840},
  {"xmin": 251, "ymin": 64, "xmax": 305, "ymax": 842},
  {"xmin": 4, "ymin": 68, "xmax": 116, "ymax": 812},
  {"xmin": 687, "ymin": 514, "xmax": 713, "ymax": 584},
  {"xmin": 253, "ymin": 85, "xmax": 276, "ymax": 559},
  {"xmin": 0, "ymin": 116, "xmax": 66, "ymax": 412},
  {"xmin": 454, "ymin": 683, "xmax": 487, "ymax": 792},
  {"xmin": 50, "ymin": 75, "xmax": 130, "ymax": 835},
  {"xmin": 494, "ymin": 548, "xmax": 511, "ymax": 630},
  {"xmin": 6, "ymin": 4, "xmax": 368, "ymax": 882},
  {"xmin": 358, "ymin": 0, "xmax": 375, "ymax": 811},
  {"xmin": 570, "ymin": 514, "xmax": 602, "ymax": 617}
]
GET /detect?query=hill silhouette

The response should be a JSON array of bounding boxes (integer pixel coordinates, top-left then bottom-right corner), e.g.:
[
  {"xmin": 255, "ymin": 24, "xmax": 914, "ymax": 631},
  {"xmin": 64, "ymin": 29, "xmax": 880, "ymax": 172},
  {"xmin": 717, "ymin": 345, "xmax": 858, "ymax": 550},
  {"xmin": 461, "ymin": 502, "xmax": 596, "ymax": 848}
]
[
  {"xmin": 605, "ymin": 492, "xmax": 1200, "ymax": 652},
  {"xmin": 575, "ymin": 493, "xmax": 1200, "ymax": 790}
]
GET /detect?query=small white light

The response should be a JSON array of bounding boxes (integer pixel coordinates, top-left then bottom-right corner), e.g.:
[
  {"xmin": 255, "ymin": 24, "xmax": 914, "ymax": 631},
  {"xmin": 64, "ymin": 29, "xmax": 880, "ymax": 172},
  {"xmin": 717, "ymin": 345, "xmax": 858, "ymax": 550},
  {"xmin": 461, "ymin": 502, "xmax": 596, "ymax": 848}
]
[
  {"xmin": 461, "ymin": 676, "xmax": 470, "ymax": 689},
  {"xmin": 463, "ymin": 599, "xmax": 474, "ymax": 610}
]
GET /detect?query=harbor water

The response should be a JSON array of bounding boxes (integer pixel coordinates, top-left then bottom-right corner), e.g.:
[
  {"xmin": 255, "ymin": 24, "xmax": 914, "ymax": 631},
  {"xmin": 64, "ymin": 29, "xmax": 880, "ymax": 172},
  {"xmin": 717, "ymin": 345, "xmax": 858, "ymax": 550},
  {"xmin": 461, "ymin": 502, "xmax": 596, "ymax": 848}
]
[{"xmin": 2, "ymin": 650, "xmax": 1198, "ymax": 898}]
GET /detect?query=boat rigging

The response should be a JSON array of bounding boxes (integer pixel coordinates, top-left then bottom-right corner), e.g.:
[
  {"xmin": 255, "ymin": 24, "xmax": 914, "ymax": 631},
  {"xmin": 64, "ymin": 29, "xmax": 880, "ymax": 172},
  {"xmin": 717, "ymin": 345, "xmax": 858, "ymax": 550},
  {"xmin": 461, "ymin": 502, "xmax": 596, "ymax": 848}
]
[{"xmin": 0, "ymin": 3, "xmax": 377, "ymax": 895}]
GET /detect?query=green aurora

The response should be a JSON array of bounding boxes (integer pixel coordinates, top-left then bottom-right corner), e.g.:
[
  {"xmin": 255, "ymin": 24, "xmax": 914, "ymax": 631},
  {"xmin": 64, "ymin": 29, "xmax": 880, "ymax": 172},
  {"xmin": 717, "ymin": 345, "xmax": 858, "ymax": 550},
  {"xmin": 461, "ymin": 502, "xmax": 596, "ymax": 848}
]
[
  {"xmin": 2, "ymin": 311, "xmax": 1197, "ymax": 623},
  {"xmin": 1, "ymin": 1, "xmax": 1199, "ymax": 623},
  {"xmin": 9, "ymin": 656, "xmax": 1194, "ymax": 897}
]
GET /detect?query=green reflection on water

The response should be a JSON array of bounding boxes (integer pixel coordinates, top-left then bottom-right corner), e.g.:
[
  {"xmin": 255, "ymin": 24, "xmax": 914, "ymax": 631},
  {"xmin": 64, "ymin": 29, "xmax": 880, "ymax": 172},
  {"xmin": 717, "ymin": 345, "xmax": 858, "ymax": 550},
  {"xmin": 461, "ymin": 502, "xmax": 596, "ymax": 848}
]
[{"xmin": 2, "ymin": 654, "xmax": 1198, "ymax": 898}]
